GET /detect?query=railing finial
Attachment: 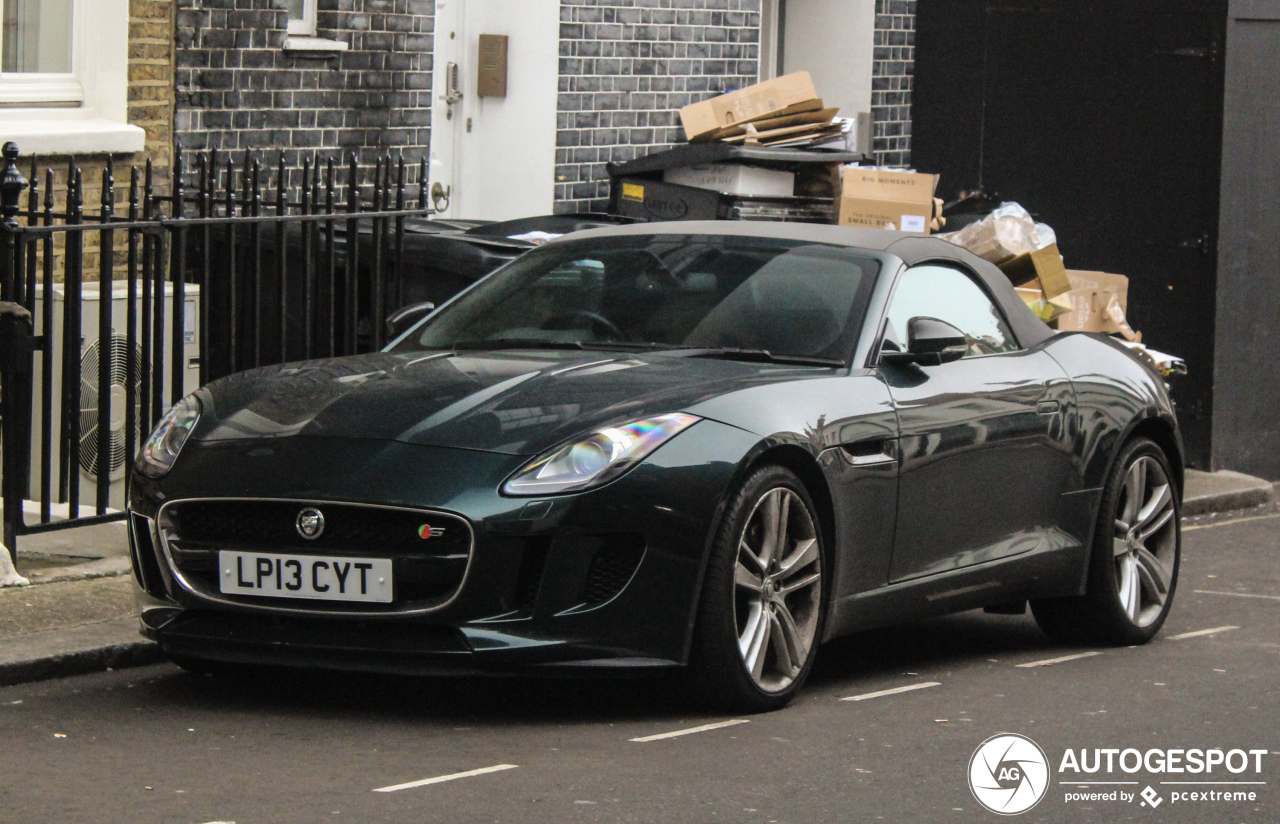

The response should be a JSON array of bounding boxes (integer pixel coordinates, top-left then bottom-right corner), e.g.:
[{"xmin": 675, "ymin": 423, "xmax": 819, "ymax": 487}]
[{"xmin": 1, "ymin": 142, "xmax": 29, "ymax": 227}]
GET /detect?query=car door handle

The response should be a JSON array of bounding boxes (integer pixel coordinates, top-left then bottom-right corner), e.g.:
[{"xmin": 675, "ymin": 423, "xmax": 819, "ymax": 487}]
[
  {"xmin": 840, "ymin": 438, "xmax": 898, "ymax": 467},
  {"xmin": 1037, "ymin": 400, "xmax": 1061, "ymax": 415}
]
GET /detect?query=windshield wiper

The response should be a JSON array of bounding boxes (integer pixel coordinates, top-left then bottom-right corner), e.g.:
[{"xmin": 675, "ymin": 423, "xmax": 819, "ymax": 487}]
[
  {"xmin": 672, "ymin": 347, "xmax": 846, "ymax": 368},
  {"xmin": 449, "ymin": 339, "xmax": 677, "ymax": 352},
  {"xmin": 449, "ymin": 339, "xmax": 589, "ymax": 351}
]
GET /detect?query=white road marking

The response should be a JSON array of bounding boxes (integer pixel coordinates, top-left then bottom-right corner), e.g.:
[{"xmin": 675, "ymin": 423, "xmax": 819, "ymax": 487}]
[
  {"xmin": 1183, "ymin": 513, "xmax": 1280, "ymax": 531},
  {"xmin": 373, "ymin": 764, "xmax": 518, "ymax": 792},
  {"xmin": 840, "ymin": 681, "xmax": 941, "ymax": 702},
  {"xmin": 1058, "ymin": 782, "xmax": 1138, "ymax": 785},
  {"xmin": 1194, "ymin": 589, "xmax": 1280, "ymax": 602},
  {"xmin": 630, "ymin": 719, "xmax": 749, "ymax": 742},
  {"xmin": 1016, "ymin": 651, "xmax": 1102, "ymax": 668},
  {"xmin": 1167, "ymin": 625, "xmax": 1239, "ymax": 640}
]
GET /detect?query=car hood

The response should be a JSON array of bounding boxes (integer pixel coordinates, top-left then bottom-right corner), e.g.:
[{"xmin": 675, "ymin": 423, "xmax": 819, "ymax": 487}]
[{"xmin": 193, "ymin": 350, "xmax": 831, "ymax": 455}]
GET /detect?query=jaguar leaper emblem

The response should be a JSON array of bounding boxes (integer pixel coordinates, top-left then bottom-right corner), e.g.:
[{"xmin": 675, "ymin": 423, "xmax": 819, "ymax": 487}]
[{"xmin": 296, "ymin": 507, "xmax": 325, "ymax": 540}]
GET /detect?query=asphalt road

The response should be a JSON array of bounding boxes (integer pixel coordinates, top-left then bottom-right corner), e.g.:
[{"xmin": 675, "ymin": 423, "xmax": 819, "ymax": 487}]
[{"xmin": 1, "ymin": 511, "xmax": 1277, "ymax": 824}]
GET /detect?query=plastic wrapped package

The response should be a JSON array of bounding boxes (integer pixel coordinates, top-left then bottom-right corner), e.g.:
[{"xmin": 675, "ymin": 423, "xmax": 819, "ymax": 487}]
[{"xmin": 938, "ymin": 201, "xmax": 1055, "ymax": 264}]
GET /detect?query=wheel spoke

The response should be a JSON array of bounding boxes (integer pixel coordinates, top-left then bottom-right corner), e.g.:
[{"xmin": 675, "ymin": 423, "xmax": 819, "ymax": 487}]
[
  {"xmin": 777, "ymin": 537, "xmax": 818, "ymax": 579},
  {"xmin": 742, "ymin": 604, "xmax": 771, "ymax": 680},
  {"xmin": 770, "ymin": 604, "xmax": 805, "ymax": 677},
  {"xmin": 1134, "ymin": 483, "xmax": 1172, "ymax": 532},
  {"xmin": 735, "ymin": 560, "xmax": 764, "ymax": 593},
  {"xmin": 1138, "ymin": 504, "xmax": 1175, "ymax": 543},
  {"xmin": 758, "ymin": 491, "xmax": 786, "ymax": 568},
  {"xmin": 778, "ymin": 572, "xmax": 821, "ymax": 597},
  {"xmin": 1113, "ymin": 536, "xmax": 1131, "ymax": 557},
  {"xmin": 1122, "ymin": 460, "xmax": 1146, "ymax": 525},
  {"xmin": 739, "ymin": 538, "xmax": 766, "ymax": 574},
  {"xmin": 1121, "ymin": 554, "xmax": 1141, "ymax": 619},
  {"xmin": 1135, "ymin": 546, "xmax": 1171, "ymax": 604}
]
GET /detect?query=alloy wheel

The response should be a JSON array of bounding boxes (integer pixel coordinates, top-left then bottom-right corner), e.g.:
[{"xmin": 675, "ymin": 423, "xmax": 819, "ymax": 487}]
[
  {"xmin": 1112, "ymin": 455, "xmax": 1177, "ymax": 627},
  {"xmin": 734, "ymin": 487, "xmax": 823, "ymax": 692}
]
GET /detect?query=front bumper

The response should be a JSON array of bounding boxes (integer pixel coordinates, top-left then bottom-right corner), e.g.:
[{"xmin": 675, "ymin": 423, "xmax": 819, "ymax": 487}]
[{"xmin": 129, "ymin": 424, "xmax": 756, "ymax": 673}]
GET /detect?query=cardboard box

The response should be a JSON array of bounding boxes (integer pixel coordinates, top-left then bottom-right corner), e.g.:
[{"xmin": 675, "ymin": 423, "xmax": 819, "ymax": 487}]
[
  {"xmin": 663, "ymin": 164, "xmax": 796, "ymax": 197},
  {"xmin": 700, "ymin": 106, "xmax": 839, "ymax": 143},
  {"xmin": 1016, "ymin": 283, "xmax": 1073, "ymax": 322},
  {"xmin": 996, "ymin": 244, "xmax": 1071, "ymax": 299},
  {"xmin": 679, "ymin": 72, "xmax": 820, "ymax": 141},
  {"xmin": 837, "ymin": 168, "xmax": 939, "ymax": 234},
  {"xmin": 1054, "ymin": 270, "xmax": 1137, "ymax": 339}
]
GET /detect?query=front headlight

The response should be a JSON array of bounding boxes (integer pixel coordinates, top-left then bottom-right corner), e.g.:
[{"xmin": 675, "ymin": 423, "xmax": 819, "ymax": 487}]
[
  {"xmin": 502, "ymin": 412, "xmax": 700, "ymax": 496},
  {"xmin": 136, "ymin": 394, "xmax": 201, "ymax": 478}
]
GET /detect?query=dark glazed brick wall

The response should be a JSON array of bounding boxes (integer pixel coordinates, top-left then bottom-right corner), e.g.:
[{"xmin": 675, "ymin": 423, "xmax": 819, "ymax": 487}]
[
  {"xmin": 871, "ymin": 0, "xmax": 914, "ymax": 167},
  {"xmin": 175, "ymin": 0, "xmax": 434, "ymax": 178},
  {"xmin": 555, "ymin": 0, "xmax": 762, "ymax": 214}
]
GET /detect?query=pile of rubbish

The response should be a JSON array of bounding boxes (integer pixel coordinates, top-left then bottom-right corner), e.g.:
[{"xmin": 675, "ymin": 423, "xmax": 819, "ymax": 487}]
[
  {"xmin": 670, "ymin": 77, "xmax": 1184, "ymax": 376},
  {"xmin": 937, "ymin": 202, "xmax": 1185, "ymax": 376}
]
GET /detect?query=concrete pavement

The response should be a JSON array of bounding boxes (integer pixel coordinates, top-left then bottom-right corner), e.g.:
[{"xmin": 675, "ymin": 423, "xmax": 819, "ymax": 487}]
[{"xmin": 0, "ymin": 468, "xmax": 1274, "ymax": 688}]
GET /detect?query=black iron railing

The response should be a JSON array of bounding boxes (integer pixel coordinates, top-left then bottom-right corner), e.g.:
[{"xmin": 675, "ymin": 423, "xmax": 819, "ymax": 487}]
[{"xmin": 0, "ymin": 141, "xmax": 432, "ymax": 559}]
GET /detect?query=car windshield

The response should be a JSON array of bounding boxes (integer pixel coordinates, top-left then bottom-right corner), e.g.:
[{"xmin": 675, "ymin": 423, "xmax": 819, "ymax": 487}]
[{"xmin": 390, "ymin": 234, "xmax": 880, "ymax": 361}]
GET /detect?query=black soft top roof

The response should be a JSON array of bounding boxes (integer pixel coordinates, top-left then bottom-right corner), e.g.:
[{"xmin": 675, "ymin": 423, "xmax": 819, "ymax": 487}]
[{"xmin": 555, "ymin": 221, "xmax": 1055, "ymax": 349}]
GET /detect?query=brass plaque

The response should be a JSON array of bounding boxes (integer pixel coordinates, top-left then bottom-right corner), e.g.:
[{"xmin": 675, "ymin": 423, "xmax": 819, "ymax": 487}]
[{"xmin": 477, "ymin": 34, "xmax": 508, "ymax": 98}]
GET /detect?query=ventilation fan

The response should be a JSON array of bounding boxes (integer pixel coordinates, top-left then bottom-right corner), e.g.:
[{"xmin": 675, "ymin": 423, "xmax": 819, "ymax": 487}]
[{"xmin": 78, "ymin": 335, "xmax": 143, "ymax": 480}]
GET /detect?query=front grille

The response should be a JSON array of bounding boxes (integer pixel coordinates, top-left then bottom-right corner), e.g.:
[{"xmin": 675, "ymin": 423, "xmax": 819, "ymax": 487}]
[
  {"xmin": 581, "ymin": 536, "xmax": 645, "ymax": 606},
  {"xmin": 158, "ymin": 499, "xmax": 472, "ymax": 613}
]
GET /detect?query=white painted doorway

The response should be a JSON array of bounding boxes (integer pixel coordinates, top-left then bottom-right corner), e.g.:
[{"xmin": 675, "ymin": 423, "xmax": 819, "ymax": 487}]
[
  {"xmin": 427, "ymin": 0, "xmax": 560, "ymax": 221},
  {"xmin": 764, "ymin": 0, "xmax": 876, "ymax": 134}
]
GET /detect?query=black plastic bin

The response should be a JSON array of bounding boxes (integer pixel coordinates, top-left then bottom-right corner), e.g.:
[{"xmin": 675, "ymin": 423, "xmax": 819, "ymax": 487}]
[{"xmin": 606, "ymin": 144, "xmax": 862, "ymax": 225}]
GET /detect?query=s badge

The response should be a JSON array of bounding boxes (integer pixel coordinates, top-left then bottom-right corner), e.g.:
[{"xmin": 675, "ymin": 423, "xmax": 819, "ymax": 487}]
[{"xmin": 418, "ymin": 524, "xmax": 446, "ymax": 540}]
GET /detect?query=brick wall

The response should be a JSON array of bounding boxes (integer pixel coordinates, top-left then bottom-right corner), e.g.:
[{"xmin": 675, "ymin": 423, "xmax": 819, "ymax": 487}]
[
  {"xmin": 174, "ymin": 0, "xmax": 434, "ymax": 180},
  {"xmin": 870, "ymin": 0, "xmax": 915, "ymax": 167},
  {"xmin": 554, "ymin": 0, "xmax": 762, "ymax": 214}
]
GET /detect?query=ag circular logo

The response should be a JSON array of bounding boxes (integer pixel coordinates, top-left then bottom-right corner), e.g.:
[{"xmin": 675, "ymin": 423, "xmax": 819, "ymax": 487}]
[
  {"xmin": 295, "ymin": 507, "xmax": 325, "ymax": 540},
  {"xmin": 969, "ymin": 733, "xmax": 1051, "ymax": 815}
]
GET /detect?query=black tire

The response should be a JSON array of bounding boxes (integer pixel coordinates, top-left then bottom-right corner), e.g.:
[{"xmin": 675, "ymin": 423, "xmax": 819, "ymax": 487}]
[
  {"xmin": 688, "ymin": 464, "xmax": 828, "ymax": 713},
  {"xmin": 1032, "ymin": 437, "xmax": 1180, "ymax": 645}
]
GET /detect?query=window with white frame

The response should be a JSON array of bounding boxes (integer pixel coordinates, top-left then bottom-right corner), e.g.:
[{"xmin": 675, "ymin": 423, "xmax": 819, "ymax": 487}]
[
  {"xmin": 0, "ymin": 0, "xmax": 144, "ymax": 154},
  {"xmin": 287, "ymin": 0, "xmax": 318, "ymax": 37},
  {"xmin": 283, "ymin": 0, "xmax": 346, "ymax": 52}
]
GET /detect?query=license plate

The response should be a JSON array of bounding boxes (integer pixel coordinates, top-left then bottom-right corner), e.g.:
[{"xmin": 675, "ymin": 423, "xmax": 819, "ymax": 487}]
[{"xmin": 218, "ymin": 550, "xmax": 393, "ymax": 603}]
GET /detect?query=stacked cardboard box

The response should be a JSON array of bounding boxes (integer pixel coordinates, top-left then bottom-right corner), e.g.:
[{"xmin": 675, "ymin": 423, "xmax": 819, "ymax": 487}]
[
  {"xmin": 836, "ymin": 168, "xmax": 943, "ymax": 235},
  {"xmin": 679, "ymin": 72, "xmax": 845, "ymax": 148}
]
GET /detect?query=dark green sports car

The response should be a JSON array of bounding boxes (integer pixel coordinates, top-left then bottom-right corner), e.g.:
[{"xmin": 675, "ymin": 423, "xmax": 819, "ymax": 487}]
[{"xmin": 128, "ymin": 221, "xmax": 1183, "ymax": 711}]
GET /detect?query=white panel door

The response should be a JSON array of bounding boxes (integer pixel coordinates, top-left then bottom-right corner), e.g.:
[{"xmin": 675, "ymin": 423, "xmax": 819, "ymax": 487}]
[{"xmin": 428, "ymin": 0, "xmax": 559, "ymax": 221}]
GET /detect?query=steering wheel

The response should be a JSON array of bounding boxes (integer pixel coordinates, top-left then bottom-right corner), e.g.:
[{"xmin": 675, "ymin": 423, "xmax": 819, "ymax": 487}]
[{"xmin": 540, "ymin": 310, "xmax": 626, "ymax": 341}]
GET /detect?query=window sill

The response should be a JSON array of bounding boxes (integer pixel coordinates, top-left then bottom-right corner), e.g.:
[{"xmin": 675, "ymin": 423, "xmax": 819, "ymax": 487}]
[
  {"xmin": 283, "ymin": 37, "xmax": 350, "ymax": 54},
  {"xmin": 1, "ymin": 118, "xmax": 146, "ymax": 154}
]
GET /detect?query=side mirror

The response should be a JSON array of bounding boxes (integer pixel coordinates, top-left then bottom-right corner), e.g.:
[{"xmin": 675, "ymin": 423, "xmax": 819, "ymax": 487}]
[
  {"xmin": 385, "ymin": 302, "xmax": 436, "ymax": 341},
  {"xmin": 881, "ymin": 316, "xmax": 968, "ymax": 366}
]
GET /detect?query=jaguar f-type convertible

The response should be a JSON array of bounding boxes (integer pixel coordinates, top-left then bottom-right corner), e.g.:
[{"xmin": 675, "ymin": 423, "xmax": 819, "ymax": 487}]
[{"xmin": 128, "ymin": 221, "xmax": 1183, "ymax": 711}]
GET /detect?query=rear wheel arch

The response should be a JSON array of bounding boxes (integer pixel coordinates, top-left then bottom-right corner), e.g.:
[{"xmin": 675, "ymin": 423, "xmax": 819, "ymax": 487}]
[{"xmin": 1128, "ymin": 416, "xmax": 1184, "ymax": 498}]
